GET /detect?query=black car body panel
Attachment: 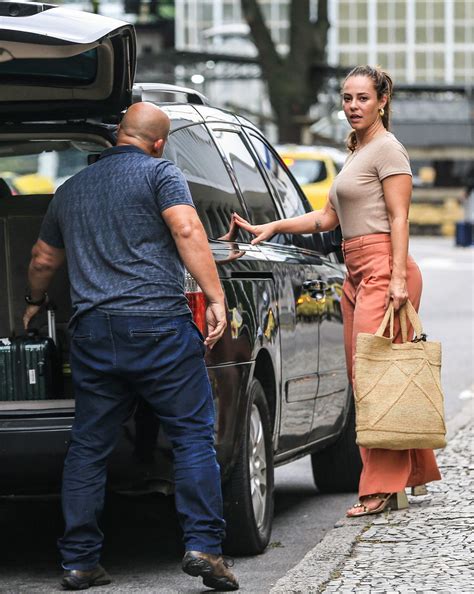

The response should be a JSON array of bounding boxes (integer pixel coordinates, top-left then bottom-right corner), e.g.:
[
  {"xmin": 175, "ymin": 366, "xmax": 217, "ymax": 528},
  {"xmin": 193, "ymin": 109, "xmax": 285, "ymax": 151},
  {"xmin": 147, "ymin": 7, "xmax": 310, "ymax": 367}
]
[{"xmin": 0, "ymin": 7, "xmax": 352, "ymax": 520}]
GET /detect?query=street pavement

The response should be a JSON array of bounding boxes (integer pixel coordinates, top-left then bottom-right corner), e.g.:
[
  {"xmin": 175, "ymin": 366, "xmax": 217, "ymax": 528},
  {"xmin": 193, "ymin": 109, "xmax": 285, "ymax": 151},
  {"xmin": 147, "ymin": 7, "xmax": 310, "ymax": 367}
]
[
  {"xmin": 271, "ymin": 400, "xmax": 474, "ymax": 594},
  {"xmin": 270, "ymin": 239, "xmax": 474, "ymax": 593}
]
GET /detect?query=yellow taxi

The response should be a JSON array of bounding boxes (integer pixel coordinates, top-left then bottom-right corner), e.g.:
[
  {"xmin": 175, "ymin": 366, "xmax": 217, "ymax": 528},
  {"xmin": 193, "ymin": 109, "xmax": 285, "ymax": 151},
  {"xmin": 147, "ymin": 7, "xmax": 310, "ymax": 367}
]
[{"xmin": 278, "ymin": 145, "xmax": 346, "ymax": 211}]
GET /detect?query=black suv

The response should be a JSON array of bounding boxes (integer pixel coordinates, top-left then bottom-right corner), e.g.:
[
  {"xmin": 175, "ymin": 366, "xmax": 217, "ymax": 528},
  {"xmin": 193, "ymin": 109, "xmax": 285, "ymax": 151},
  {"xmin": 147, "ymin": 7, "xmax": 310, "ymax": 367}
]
[{"xmin": 0, "ymin": 3, "xmax": 361, "ymax": 555}]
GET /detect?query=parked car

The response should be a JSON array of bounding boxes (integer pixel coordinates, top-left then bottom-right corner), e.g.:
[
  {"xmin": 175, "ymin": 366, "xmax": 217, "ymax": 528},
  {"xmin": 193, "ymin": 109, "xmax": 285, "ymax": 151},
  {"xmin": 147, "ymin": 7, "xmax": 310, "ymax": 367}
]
[
  {"xmin": 0, "ymin": 3, "xmax": 361, "ymax": 556},
  {"xmin": 277, "ymin": 145, "xmax": 346, "ymax": 211}
]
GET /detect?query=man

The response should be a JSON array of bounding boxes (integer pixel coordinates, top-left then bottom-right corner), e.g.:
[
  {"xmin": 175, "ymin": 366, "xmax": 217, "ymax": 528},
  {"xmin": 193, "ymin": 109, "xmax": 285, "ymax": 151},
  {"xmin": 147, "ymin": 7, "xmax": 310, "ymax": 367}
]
[{"xmin": 23, "ymin": 102, "xmax": 239, "ymax": 591}]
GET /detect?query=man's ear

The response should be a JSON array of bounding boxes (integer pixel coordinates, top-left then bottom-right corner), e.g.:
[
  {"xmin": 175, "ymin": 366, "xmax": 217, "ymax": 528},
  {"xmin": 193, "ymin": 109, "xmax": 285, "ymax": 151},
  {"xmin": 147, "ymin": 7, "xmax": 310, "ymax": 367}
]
[{"xmin": 153, "ymin": 138, "xmax": 165, "ymax": 154}]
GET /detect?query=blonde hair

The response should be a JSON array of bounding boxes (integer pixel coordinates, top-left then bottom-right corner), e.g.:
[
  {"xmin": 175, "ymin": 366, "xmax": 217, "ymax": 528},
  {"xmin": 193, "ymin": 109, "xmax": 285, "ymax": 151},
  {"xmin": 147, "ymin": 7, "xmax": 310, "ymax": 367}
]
[{"xmin": 342, "ymin": 65, "xmax": 394, "ymax": 152}]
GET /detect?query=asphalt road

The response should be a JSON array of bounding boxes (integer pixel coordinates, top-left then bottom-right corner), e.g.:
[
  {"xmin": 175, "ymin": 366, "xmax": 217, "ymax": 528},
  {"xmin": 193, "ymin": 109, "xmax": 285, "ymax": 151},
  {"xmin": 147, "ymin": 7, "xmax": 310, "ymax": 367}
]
[{"xmin": 0, "ymin": 237, "xmax": 472, "ymax": 593}]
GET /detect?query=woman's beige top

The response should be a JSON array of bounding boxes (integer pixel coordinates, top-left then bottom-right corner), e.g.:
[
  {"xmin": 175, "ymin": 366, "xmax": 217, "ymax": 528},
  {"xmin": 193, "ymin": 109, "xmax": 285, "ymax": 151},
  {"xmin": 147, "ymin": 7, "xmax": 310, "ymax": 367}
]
[{"xmin": 329, "ymin": 131, "xmax": 412, "ymax": 240}]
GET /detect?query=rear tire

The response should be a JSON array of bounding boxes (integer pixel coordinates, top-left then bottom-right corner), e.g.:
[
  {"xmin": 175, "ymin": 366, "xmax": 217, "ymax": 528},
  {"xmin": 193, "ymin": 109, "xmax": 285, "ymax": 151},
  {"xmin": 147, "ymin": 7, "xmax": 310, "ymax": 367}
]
[
  {"xmin": 311, "ymin": 388, "xmax": 362, "ymax": 493},
  {"xmin": 223, "ymin": 379, "xmax": 274, "ymax": 556}
]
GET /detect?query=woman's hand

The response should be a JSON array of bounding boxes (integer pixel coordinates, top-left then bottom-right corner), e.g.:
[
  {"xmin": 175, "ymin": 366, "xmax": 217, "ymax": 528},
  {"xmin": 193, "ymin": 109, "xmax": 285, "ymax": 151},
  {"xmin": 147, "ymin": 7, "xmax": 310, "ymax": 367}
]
[
  {"xmin": 385, "ymin": 276, "xmax": 409, "ymax": 311},
  {"xmin": 232, "ymin": 212, "xmax": 279, "ymax": 245}
]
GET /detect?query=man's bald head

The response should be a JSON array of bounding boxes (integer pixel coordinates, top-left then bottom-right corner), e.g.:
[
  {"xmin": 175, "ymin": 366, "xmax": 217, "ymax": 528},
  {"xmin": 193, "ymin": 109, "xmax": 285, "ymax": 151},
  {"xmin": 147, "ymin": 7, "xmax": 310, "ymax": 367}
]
[{"xmin": 117, "ymin": 102, "xmax": 170, "ymax": 156}]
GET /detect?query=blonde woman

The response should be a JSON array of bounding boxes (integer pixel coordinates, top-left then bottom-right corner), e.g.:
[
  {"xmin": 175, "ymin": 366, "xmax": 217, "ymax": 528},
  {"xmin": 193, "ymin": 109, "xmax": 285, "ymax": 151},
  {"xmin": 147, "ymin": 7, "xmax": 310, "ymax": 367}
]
[{"xmin": 234, "ymin": 65, "xmax": 441, "ymax": 517}]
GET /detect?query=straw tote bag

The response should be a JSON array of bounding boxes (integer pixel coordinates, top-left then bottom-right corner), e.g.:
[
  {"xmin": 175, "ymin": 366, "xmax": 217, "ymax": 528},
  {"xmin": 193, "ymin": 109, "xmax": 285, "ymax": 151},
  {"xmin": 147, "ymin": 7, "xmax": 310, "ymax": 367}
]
[{"xmin": 354, "ymin": 300, "xmax": 446, "ymax": 450}]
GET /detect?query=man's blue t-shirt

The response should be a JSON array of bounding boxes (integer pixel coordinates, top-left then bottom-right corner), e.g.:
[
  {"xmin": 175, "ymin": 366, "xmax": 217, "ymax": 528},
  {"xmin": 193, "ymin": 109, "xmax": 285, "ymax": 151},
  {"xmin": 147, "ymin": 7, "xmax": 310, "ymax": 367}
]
[{"xmin": 39, "ymin": 145, "xmax": 194, "ymax": 323}]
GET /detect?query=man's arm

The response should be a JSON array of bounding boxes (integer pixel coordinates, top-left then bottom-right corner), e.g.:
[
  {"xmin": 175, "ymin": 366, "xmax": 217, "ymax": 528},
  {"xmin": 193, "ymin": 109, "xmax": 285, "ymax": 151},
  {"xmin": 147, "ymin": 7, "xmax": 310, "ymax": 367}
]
[
  {"xmin": 162, "ymin": 204, "xmax": 226, "ymax": 348},
  {"xmin": 23, "ymin": 239, "xmax": 65, "ymax": 329}
]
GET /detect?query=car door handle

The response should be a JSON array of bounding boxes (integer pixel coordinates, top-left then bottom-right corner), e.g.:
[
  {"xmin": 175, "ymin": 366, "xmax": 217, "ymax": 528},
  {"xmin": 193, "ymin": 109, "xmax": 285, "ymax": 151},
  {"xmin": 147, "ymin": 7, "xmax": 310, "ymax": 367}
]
[{"xmin": 303, "ymin": 279, "xmax": 327, "ymax": 292}]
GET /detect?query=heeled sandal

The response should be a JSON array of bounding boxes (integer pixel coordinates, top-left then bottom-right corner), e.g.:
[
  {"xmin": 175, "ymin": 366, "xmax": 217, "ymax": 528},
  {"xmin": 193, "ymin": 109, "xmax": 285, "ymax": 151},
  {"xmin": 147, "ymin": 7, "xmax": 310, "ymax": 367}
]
[
  {"xmin": 346, "ymin": 491, "xmax": 409, "ymax": 518},
  {"xmin": 411, "ymin": 485, "xmax": 428, "ymax": 496}
]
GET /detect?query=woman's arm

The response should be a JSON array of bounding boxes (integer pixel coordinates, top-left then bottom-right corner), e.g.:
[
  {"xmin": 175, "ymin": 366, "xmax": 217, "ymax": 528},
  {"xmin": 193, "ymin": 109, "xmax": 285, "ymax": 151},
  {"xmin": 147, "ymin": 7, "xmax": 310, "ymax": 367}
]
[
  {"xmin": 233, "ymin": 201, "xmax": 339, "ymax": 245},
  {"xmin": 383, "ymin": 173, "xmax": 412, "ymax": 310}
]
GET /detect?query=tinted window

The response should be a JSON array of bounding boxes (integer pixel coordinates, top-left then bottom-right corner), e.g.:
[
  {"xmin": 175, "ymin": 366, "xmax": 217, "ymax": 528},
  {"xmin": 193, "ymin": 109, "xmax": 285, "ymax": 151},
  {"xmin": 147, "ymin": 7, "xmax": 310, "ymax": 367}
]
[
  {"xmin": 0, "ymin": 49, "xmax": 97, "ymax": 84},
  {"xmin": 163, "ymin": 125, "xmax": 245, "ymax": 240},
  {"xmin": 248, "ymin": 134, "xmax": 307, "ymax": 220},
  {"xmin": 0, "ymin": 140, "xmax": 104, "ymax": 195},
  {"xmin": 213, "ymin": 130, "xmax": 279, "ymax": 225}
]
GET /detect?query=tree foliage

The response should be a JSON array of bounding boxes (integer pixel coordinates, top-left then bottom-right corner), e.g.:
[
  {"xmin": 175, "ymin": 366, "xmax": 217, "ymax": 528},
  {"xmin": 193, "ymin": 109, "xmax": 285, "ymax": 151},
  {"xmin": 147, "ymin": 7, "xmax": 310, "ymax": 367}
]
[{"xmin": 241, "ymin": 0, "xmax": 329, "ymax": 142}]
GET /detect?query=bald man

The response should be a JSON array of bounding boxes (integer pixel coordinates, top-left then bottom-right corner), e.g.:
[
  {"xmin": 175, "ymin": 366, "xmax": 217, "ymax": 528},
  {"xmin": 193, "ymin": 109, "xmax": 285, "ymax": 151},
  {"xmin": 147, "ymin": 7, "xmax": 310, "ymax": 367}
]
[{"xmin": 23, "ymin": 102, "xmax": 238, "ymax": 591}]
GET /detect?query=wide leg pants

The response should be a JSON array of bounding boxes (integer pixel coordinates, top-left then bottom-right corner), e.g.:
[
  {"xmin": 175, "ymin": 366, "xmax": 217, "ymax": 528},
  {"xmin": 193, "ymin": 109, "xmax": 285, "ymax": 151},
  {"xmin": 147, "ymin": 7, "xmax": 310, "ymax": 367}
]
[{"xmin": 341, "ymin": 233, "xmax": 441, "ymax": 498}]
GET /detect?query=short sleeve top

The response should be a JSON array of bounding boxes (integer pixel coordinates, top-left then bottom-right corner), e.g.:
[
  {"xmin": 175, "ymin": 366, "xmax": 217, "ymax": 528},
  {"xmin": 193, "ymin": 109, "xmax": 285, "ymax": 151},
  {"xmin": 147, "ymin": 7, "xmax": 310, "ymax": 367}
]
[
  {"xmin": 329, "ymin": 132, "xmax": 412, "ymax": 240},
  {"xmin": 39, "ymin": 145, "xmax": 195, "ymax": 324}
]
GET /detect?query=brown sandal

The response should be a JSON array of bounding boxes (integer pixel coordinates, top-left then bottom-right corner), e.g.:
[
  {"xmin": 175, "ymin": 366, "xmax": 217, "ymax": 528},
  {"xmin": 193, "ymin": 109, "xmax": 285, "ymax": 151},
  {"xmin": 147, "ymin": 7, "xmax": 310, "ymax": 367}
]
[{"xmin": 346, "ymin": 491, "xmax": 409, "ymax": 517}]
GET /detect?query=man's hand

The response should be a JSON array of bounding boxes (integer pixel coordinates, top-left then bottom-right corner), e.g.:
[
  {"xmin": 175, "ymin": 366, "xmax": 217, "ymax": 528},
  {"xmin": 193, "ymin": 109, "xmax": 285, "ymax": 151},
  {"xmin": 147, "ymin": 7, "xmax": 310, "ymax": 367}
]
[
  {"xmin": 23, "ymin": 304, "xmax": 42, "ymax": 330},
  {"xmin": 205, "ymin": 301, "xmax": 227, "ymax": 349}
]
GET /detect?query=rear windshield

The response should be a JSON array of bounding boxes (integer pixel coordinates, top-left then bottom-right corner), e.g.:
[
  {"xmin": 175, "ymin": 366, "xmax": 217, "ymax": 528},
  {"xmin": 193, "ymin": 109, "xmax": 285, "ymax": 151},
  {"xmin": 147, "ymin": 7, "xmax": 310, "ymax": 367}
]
[
  {"xmin": 0, "ymin": 49, "xmax": 97, "ymax": 85},
  {"xmin": 0, "ymin": 139, "xmax": 105, "ymax": 196}
]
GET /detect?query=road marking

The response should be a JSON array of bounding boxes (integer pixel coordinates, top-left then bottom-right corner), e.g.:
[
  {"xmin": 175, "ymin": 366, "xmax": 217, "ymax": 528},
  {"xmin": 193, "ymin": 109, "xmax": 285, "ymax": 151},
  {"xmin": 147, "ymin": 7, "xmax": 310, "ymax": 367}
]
[
  {"xmin": 418, "ymin": 258, "xmax": 473, "ymax": 271},
  {"xmin": 458, "ymin": 386, "xmax": 474, "ymax": 400}
]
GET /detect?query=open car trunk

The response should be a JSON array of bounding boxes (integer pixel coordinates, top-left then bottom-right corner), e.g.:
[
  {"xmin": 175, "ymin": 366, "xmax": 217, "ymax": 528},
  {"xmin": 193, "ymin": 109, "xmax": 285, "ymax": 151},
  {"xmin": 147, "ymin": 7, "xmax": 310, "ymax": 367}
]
[
  {"xmin": 0, "ymin": 2, "xmax": 136, "ymax": 123},
  {"xmin": 0, "ymin": 127, "xmax": 113, "ymax": 405}
]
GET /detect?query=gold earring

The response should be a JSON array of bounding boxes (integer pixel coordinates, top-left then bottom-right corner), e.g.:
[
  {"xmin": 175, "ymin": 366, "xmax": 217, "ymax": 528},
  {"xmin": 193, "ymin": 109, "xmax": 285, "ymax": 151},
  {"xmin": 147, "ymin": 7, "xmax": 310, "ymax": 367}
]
[{"xmin": 379, "ymin": 107, "xmax": 385, "ymax": 117}]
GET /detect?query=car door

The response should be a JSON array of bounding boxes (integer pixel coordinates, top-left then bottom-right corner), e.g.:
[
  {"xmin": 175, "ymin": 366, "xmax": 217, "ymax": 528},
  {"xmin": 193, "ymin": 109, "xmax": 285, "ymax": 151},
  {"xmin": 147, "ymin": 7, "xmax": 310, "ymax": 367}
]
[
  {"xmin": 244, "ymin": 131, "xmax": 347, "ymax": 442},
  {"xmin": 212, "ymin": 126, "xmax": 320, "ymax": 452},
  {"xmin": 0, "ymin": 3, "xmax": 136, "ymax": 122}
]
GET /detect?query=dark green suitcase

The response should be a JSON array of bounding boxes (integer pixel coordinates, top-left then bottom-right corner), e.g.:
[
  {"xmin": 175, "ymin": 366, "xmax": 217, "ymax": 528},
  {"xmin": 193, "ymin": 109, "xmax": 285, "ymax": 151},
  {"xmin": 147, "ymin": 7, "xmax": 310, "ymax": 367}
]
[
  {"xmin": 0, "ymin": 338, "xmax": 16, "ymax": 400},
  {"xmin": 0, "ymin": 309, "xmax": 62, "ymax": 401}
]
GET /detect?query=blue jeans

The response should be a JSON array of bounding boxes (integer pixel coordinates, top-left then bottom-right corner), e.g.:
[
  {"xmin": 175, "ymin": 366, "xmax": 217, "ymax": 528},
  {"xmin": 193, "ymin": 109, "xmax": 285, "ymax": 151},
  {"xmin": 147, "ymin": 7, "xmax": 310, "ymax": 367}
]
[{"xmin": 58, "ymin": 311, "xmax": 225, "ymax": 570}]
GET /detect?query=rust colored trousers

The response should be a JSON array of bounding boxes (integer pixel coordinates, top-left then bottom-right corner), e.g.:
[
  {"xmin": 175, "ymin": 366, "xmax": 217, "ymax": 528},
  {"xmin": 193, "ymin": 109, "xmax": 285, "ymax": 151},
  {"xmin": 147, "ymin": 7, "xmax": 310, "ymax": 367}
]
[{"xmin": 341, "ymin": 233, "xmax": 441, "ymax": 497}]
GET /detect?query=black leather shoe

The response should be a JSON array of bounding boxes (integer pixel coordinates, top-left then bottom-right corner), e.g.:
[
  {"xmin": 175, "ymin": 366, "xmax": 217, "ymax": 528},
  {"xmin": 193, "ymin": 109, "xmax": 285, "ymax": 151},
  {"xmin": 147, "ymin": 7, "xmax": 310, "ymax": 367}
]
[
  {"xmin": 182, "ymin": 550, "xmax": 239, "ymax": 591},
  {"xmin": 61, "ymin": 565, "xmax": 112, "ymax": 590}
]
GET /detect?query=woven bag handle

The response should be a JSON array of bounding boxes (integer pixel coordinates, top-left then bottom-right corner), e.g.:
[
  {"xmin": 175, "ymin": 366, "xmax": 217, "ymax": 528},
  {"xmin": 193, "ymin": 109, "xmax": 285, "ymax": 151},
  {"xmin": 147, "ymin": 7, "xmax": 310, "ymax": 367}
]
[
  {"xmin": 375, "ymin": 303, "xmax": 395, "ymax": 338},
  {"xmin": 375, "ymin": 300, "xmax": 424, "ymax": 342},
  {"xmin": 400, "ymin": 299, "xmax": 424, "ymax": 342}
]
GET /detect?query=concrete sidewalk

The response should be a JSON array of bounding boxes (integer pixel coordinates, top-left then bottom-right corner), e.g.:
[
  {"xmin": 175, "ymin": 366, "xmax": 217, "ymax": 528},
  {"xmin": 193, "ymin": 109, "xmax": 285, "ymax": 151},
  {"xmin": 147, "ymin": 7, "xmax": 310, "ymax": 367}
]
[{"xmin": 270, "ymin": 402, "xmax": 474, "ymax": 594}]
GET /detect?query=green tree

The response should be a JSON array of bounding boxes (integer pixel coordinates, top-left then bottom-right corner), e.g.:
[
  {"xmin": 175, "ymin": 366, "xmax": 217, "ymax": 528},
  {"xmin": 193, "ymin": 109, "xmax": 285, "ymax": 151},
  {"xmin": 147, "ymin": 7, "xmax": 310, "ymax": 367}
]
[{"xmin": 241, "ymin": 0, "xmax": 329, "ymax": 143}]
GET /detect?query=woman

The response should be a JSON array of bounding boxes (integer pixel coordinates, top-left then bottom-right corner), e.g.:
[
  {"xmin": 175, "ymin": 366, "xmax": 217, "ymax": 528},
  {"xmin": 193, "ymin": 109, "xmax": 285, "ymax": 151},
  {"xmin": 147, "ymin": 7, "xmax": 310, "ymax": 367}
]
[{"xmin": 234, "ymin": 65, "xmax": 441, "ymax": 517}]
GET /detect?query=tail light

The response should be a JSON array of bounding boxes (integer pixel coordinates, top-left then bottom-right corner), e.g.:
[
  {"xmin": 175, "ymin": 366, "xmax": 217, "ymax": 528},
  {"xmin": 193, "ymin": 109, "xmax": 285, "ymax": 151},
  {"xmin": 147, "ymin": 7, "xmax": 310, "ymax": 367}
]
[{"xmin": 185, "ymin": 271, "xmax": 207, "ymax": 335}]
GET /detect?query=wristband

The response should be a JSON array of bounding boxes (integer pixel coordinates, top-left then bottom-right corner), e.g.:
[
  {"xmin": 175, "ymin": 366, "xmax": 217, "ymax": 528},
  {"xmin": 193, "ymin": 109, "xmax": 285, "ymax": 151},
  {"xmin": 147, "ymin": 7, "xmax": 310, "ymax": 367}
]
[{"xmin": 24, "ymin": 292, "xmax": 48, "ymax": 306}]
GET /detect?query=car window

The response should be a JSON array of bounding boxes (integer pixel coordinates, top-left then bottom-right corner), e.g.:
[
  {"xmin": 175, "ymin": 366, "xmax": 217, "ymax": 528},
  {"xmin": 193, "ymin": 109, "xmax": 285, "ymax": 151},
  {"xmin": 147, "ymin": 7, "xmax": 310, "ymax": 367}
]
[
  {"xmin": 284, "ymin": 158, "xmax": 327, "ymax": 185},
  {"xmin": 0, "ymin": 140, "xmax": 105, "ymax": 195},
  {"xmin": 0, "ymin": 49, "xmax": 97, "ymax": 85},
  {"xmin": 163, "ymin": 125, "xmax": 247, "ymax": 241},
  {"xmin": 212, "ymin": 129, "xmax": 287, "ymax": 245},
  {"xmin": 247, "ymin": 134, "xmax": 307, "ymax": 220}
]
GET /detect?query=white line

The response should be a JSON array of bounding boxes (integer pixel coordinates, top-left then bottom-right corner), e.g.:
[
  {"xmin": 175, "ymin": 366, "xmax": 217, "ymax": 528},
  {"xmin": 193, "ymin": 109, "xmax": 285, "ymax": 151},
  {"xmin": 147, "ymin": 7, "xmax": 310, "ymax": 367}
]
[{"xmin": 458, "ymin": 385, "xmax": 474, "ymax": 400}]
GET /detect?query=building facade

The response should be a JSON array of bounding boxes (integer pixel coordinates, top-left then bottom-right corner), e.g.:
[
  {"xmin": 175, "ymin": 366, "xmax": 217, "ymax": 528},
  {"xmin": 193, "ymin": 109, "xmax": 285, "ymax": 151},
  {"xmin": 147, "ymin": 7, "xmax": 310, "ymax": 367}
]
[
  {"xmin": 328, "ymin": 0, "xmax": 473, "ymax": 84},
  {"xmin": 175, "ymin": 0, "xmax": 474, "ymax": 84}
]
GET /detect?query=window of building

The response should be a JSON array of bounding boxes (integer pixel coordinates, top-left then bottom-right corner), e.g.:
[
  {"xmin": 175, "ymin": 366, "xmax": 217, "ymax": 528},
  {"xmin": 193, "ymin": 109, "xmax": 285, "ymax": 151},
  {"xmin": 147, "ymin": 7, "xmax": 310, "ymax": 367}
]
[
  {"xmin": 377, "ymin": 1, "xmax": 389, "ymax": 20},
  {"xmin": 416, "ymin": 3, "xmax": 427, "ymax": 19},
  {"xmin": 339, "ymin": 1, "xmax": 350, "ymax": 20},
  {"xmin": 416, "ymin": 26, "xmax": 428, "ymax": 43},
  {"xmin": 339, "ymin": 27, "xmax": 350, "ymax": 44},
  {"xmin": 454, "ymin": 52, "xmax": 466, "ymax": 68},
  {"xmin": 356, "ymin": 27, "xmax": 368, "ymax": 44},
  {"xmin": 395, "ymin": 26, "xmax": 406, "ymax": 43},
  {"xmin": 394, "ymin": 2, "xmax": 406, "ymax": 19},
  {"xmin": 454, "ymin": 2, "xmax": 466, "ymax": 19},
  {"xmin": 415, "ymin": 53, "xmax": 427, "ymax": 69},
  {"xmin": 163, "ymin": 125, "xmax": 247, "ymax": 241}
]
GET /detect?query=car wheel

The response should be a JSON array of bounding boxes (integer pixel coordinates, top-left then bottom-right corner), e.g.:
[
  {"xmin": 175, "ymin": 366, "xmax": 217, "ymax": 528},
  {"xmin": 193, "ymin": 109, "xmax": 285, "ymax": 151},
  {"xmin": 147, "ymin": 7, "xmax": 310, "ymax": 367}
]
[
  {"xmin": 223, "ymin": 378, "xmax": 274, "ymax": 556},
  {"xmin": 311, "ymin": 387, "xmax": 362, "ymax": 493}
]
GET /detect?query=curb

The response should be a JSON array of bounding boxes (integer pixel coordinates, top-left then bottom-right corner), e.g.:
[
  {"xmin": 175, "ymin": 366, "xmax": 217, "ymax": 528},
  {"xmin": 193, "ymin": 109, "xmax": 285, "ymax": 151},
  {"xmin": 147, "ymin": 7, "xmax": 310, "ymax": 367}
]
[{"xmin": 270, "ymin": 399, "xmax": 474, "ymax": 593}]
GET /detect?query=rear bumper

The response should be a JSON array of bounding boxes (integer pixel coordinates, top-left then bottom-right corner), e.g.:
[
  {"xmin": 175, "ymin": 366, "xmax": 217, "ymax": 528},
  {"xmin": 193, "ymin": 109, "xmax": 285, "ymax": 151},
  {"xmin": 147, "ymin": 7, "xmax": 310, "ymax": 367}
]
[{"xmin": 0, "ymin": 362, "xmax": 253, "ymax": 495}]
